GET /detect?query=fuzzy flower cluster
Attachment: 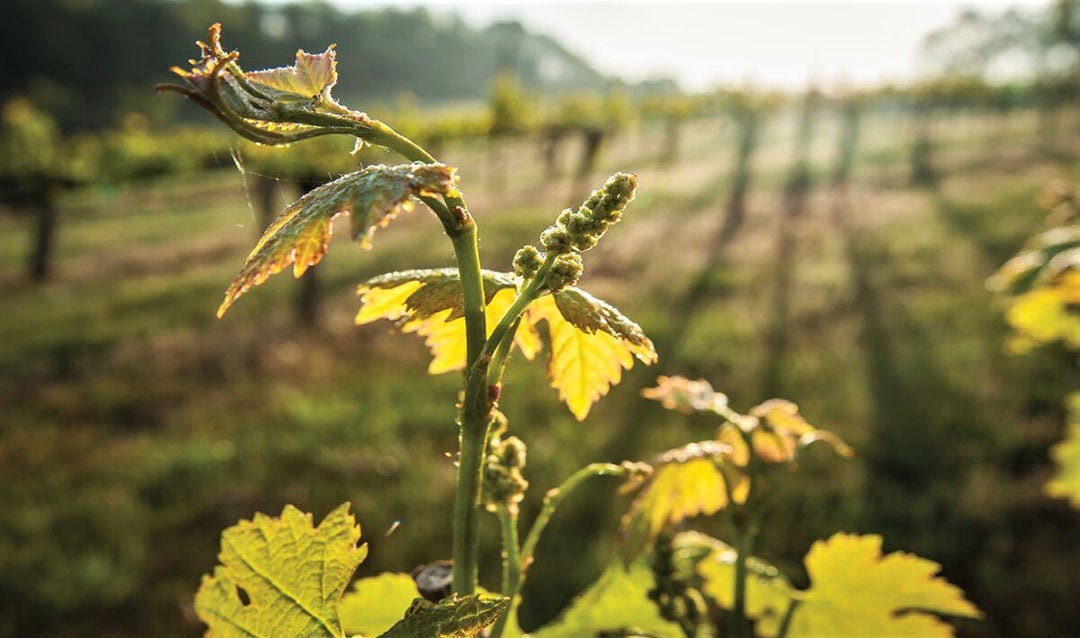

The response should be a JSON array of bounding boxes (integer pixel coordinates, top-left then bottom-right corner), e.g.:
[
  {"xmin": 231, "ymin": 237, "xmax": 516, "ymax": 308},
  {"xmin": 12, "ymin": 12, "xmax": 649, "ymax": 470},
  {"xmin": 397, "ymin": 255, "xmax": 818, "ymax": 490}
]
[
  {"xmin": 513, "ymin": 172, "xmax": 637, "ymax": 290},
  {"xmin": 482, "ymin": 428, "xmax": 529, "ymax": 513}
]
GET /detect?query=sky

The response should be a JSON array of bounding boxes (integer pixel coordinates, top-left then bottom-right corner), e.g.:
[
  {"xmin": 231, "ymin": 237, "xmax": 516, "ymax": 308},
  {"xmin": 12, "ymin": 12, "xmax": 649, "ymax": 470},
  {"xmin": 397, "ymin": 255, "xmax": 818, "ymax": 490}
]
[{"xmin": 253, "ymin": 1, "xmax": 1055, "ymax": 90}]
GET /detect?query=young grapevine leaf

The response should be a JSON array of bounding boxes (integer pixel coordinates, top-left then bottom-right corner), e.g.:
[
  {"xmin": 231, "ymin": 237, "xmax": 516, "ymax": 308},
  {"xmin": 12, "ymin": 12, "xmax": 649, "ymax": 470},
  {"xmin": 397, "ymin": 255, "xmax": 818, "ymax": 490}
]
[
  {"xmin": 1002, "ymin": 269, "xmax": 1080, "ymax": 353},
  {"xmin": 619, "ymin": 442, "xmax": 746, "ymax": 562},
  {"xmin": 193, "ymin": 503, "xmax": 367, "ymax": 638},
  {"xmin": 218, "ymin": 163, "xmax": 459, "ymax": 317},
  {"xmin": 356, "ymin": 270, "xmax": 534, "ymax": 373},
  {"xmin": 406, "ymin": 288, "xmax": 524, "ymax": 374},
  {"xmin": 724, "ymin": 399, "xmax": 853, "ymax": 465},
  {"xmin": 356, "ymin": 271, "xmax": 655, "ymax": 417},
  {"xmin": 530, "ymin": 292, "xmax": 657, "ymax": 421},
  {"xmin": 757, "ymin": 534, "xmax": 982, "ymax": 637},
  {"xmin": 357, "ymin": 269, "xmax": 518, "ymax": 321},
  {"xmin": 683, "ymin": 532, "xmax": 794, "ymax": 624},
  {"xmin": 377, "ymin": 593, "xmax": 509, "ymax": 638},
  {"xmin": 246, "ymin": 47, "xmax": 339, "ymax": 104},
  {"xmin": 1046, "ymin": 391, "xmax": 1080, "ymax": 507},
  {"xmin": 641, "ymin": 375, "xmax": 730, "ymax": 415},
  {"xmin": 530, "ymin": 562, "xmax": 683, "ymax": 638},
  {"xmin": 339, "ymin": 573, "xmax": 420, "ymax": 637}
]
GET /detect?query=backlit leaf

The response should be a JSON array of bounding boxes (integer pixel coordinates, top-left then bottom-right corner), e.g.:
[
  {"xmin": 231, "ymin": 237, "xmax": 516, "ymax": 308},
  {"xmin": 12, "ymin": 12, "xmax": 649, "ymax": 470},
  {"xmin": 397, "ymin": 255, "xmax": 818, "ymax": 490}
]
[
  {"xmin": 193, "ymin": 503, "xmax": 367, "ymax": 638},
  {"xmin": 377, "ymin": 593, "xmax": 509, "ymax": 638},
  {"xmin": 758, "ymin": 534, "xmax": 982, "ymax": 638},
  {"xmin": 1003, "ymin": 270, "xmax": 1080, "ymax": 353},
  {"xmin": 684, "ymin": 532, "xmax": 793, "ymax": 625},
  {"xmin": 721, "ymin": 399, "xmax": 852, "ymax": 465},
  {"xmin": 530, "ymin": 292, "xmax": 657, "ymax": 420},
  {"xmin": 530, "ymin": 562, "xmax": 683, "ymax": 638},
  {"xmin": 218, "ymin": 163, "xmax": 458, "ymax": 317},
  {"xmin": 1046, "ymin": 391, "xmax": 1080, "ymax": 508},
  {"xmin": 641, "ymin": 375, "xmax": 729, "ymax": 416},
  {"xmin": 405, "ymin": 288, "xmax": 522, "ymax": 374},
  {"xmin": 247, "ymin": 47, "xmax": 339, "ymax": 103},
  {"xmin": 355, "ymin": 273, "xmax": 654, "ymax": 410},
  {"xmin": 356, "ymin": 269, "xmax": 517, "ymax": 322},
  {"xmin": 339, "ymin": 573, "xmax": 419, "ymax": 637},
  {"xmin": 619, "ymin": 442, "xmax": 746, "ymax": 561}
]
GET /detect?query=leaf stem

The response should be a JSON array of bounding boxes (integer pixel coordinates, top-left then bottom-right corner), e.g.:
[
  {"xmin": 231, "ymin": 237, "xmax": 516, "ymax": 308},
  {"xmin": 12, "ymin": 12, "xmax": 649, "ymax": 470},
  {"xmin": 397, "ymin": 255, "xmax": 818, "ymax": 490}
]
[
  {"xmin": 482, "ymin": 253, "xmax": 558, "ymax": 363},
  {"xmin": 490, "ymin": 462, "xmax": 630, "ymax": 638},
  {"xmin": 776, "ymin": 597, "xmax": 802, "ymax": 638},
  {"xmin": 488, "ymin": 317, "xmax": 523, "ymax": 388}
]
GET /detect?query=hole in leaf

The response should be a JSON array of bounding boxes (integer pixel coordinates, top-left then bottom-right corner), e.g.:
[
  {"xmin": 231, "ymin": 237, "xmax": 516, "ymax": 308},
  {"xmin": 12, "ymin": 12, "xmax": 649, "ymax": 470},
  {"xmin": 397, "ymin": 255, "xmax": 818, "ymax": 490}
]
[{"xmin": 236, "ymin": 585, "xmax": 251, "ymax": 606}]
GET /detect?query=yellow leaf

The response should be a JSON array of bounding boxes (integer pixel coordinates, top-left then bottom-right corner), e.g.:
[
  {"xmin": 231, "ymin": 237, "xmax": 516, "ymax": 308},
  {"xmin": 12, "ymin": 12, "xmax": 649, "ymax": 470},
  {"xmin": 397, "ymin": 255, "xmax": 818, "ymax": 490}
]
[
  {"xmin": 529, "ymin": 294, "xmax": 655, "ymax": 421},
  {"xmin": 354, "ymin": 273, "xmax": 653, "ymax": 411},
  {"xmin": 760, "ymin": 534, "xmax": 982, "ymax": 638},
  {"xmin": 689, "ymin": 532, "xmax": 793, "ymax": 623},
  {"xmin": 1046, "ymin": 391, "xmax": 1080, "ymax": 508},
  {"xmin": 619, "ymin": 442, "xmax": 747, "ymax": 561},
  {"xmin": 404, "ymin": 288, "xmax": 526, "ymax": 375},
  {"xmin": 354, "ymin": 280, "xmax": 423, "ymax": 325},
  {"xmin": 1005, "ymin": 271, "xmax": 1080, "ymax": 352}
]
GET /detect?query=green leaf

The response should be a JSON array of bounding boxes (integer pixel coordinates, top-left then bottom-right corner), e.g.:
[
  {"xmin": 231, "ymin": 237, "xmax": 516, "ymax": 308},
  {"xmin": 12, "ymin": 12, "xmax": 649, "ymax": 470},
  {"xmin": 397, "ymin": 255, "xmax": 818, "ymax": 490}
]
[
  {"xmin": 1047, "ymin": 391, "xmax": 1080, "ymax": 508},
  {"xmin": 193, "ymin": 503, "xmax": 367, "ymax": 638},
  {"xmin": 758, "ymin": 534, "xmax": 982, "ymax": 638},
  {"xmin": 339, "ymin": 573, "xmax": 419, "ymax": 637},
  {"xmin": 377, "ymin": 593, "xmax": 509, "ymax": 637},
  {"xmin": 530, "ymin": 562, "xmax": 683, "ymax": 638},
  {"xmin": 685, "ymin": 532, "xmax": 793, "ymax": 625},
  {"xmin": 218, "ymin": 163, "xmax": 459, "ymax": 317}
]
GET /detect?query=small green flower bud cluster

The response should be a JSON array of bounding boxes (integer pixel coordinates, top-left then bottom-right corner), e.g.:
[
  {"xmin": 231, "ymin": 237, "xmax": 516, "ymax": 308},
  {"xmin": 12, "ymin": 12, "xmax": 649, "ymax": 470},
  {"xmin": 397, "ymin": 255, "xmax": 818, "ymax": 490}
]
[
  {"xmin": 539, "ymin": 172, "xmax": 637, "ymax": 256},
  {"xmin": 512, "ymin": 245, "xmax": 544, "ymax": 278},
  {"xmin": 482, "ymin": 431, "xmax": 529, "ymax": 513},
  {"xmin": 545, "ymin": 253, "xmax": 584, "ymax": 291}
]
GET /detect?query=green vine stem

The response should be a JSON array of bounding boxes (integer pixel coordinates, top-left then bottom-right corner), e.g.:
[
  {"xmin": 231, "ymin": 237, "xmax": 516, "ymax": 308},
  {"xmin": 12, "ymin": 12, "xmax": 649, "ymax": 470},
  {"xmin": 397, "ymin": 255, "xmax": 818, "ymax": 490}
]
[
  {"xmin": 490, "ymin": 462, "xmax": 632, "ymax": 638},
  {"xmin": 496, "ymin": 504, "xmax": 522, "ymax": 597},
  {"xmin": 336, "ymin": 115, "xmax": 492, "ymax": 595},
  {"xmin": 730, "ymin": 428, "xmax": 761, "ymax": 638}
]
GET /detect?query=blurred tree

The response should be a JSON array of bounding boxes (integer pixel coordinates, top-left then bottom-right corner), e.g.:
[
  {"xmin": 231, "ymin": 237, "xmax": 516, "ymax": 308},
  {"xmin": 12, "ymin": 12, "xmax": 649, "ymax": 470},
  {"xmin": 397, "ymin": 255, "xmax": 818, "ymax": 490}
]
[
  {"xmin": 0, "ymin": 0, "xmax": 619, "ymax": 132},
  {"xmin": 0, "ymin": 97, "xmax": 92, "ymax": 281}
]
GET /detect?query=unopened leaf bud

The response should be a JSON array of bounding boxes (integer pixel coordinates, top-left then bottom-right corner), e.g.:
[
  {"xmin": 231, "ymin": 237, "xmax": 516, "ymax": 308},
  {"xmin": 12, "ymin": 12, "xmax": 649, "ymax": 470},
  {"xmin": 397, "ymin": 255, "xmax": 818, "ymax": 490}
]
[
  {"xmin": 540, "ymin": 226, "xmax": 573, "ymax": 254},
  {"xmin": 545, "ymin": 252, "xmax": 584, "ymax": 290},
  {"xmin": 513, "ymin": 245, "xmax": 544, "ymax": 278}
]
